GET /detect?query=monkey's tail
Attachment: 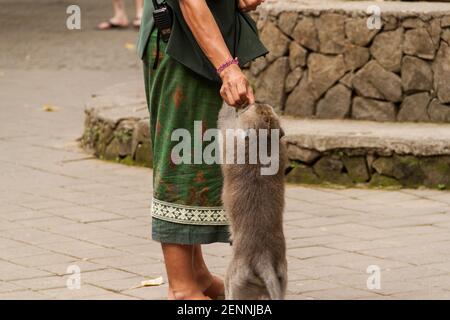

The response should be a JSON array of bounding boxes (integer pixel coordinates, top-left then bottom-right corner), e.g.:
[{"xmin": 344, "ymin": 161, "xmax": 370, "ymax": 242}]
[{"xmin": 259, "ymin": 265, "xmax": 286, "ymax": 300}]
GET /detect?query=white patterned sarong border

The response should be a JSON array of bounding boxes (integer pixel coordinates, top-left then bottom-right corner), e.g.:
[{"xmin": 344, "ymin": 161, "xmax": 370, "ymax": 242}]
[{"xmin": 151, "ymin": 198, "xmax": 229, "ymax": 225}]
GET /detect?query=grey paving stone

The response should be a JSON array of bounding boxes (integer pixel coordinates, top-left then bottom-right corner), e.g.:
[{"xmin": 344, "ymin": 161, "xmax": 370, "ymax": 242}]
[
  {"xmin": 289, "ymin": 279, "xmax": 341, "ymax": 294},
  {"xmin": 82, "ymin": 293, "xmax": 139, "ymax": 300},
  {"xmin": 289, "ymin": 246, "xmax": 343, "ymax": 259},
  {"xmin": 80, "ymin": 269, "xmax": 138, "ymax": 282},
  {"xmin": 11, "ymin": 276, "xmax": 67, "ymax": 291},
  {"xmin": 286, "ymin": 234, "xmax": 355, "ymax": 249},
  {"xmin": 86, "ymin": 276, "xmax": 146, "ymax": 292},
  {"xmin": 0, "ymin": 281, "xmax": 27, "ymax": 293},
  {"xmin": 17, "ymin": 216, "xmax": 74, "ymax": 228},
  {"xmin": 0, "ymin": 245, "xmax": 49, "ymax": 260},
  {"xmin": 90, "ymin": 254, "xmax": 160, "ymax": 268},
  {"xmin": 121, "ymin": 285, "xmax": 168, "ymax": 300},
  {"xmin": 8, "ymin": 253, "xmax": 76, "ymax": 268},
  {"xmin": 0, "ymin": 261, "xmax": 52, "ymax": 281},
  {"xmin": 40, "ymin": 284, "xmax": 113, "ymax": 300},
  {"xmin": 2, "ymin": 47, "xmax": 450, "ymax": 299},
  {"xmin": 0, "ymin": 290, "xmax": 50, "ymax": 300},
  {"xmin": 37, "ymin": 261, "xmax": 106, "ymax": 276},
  {"xmin": 118, "ymin": 263, "xmax": 168, "ymax": 278},
  {"xmin": 305, "ymin": 287, "xmax": 381, "ymax": 300}
]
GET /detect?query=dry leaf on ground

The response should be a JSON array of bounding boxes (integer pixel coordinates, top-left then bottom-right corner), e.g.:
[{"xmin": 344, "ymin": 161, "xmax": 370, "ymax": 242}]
[
  {"xmin": 42, "ymin": 104, "xmax": 59, "ymax": 112},
  {"xmin": 130, "ymin": 276, "xmax": 165, "ymax": 289}
]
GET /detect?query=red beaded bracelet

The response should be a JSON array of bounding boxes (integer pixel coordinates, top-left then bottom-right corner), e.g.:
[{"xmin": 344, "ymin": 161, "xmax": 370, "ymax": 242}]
[{"xmin": 217, "ymin": 57, "xmax": 239, "ymax": 75}]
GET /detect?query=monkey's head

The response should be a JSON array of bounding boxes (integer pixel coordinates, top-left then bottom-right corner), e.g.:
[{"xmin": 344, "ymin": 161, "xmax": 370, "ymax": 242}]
[{"xmin": 237, "ymin": 103, "xmax": 285, "ymax": 138}]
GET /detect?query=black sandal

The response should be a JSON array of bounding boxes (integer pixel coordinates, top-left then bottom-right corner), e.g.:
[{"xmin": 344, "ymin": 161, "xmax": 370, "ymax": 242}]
[{"xmin": 97, "ymin": 20, "xmax": 129, "ymax": 30}]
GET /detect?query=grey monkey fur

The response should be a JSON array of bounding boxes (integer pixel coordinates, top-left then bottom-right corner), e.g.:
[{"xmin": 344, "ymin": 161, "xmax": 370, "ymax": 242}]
[{"xmin": 218, "ymin": 103, "xmax": 288, "ymax": 300}]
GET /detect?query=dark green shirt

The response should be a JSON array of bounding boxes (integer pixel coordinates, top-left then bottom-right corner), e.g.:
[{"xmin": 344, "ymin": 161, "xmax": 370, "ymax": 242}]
[{"xmin": 137, "ymin": 0, "xmax": 268, "ymax": 82}]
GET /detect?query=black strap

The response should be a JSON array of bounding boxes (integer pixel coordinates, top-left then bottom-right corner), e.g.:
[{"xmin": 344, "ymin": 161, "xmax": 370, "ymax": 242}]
[{"xmin": 152, "ymin": 0, "xmax": 160, "ymax": 9}]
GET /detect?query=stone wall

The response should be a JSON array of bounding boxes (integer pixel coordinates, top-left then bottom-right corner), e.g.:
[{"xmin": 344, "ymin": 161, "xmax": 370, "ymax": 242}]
[
  {"xmin": 246, "ymin": 1, "xmax": 450, "ymax": 122},
  {"xmin": 81, "ymin": 82, "xmax": 153, "ymax": 168},
  {"xmin": 81, "ymin": 82, "xmax": 450, "ymax": 190},
  {"xmin": 286, "ymin": 148, "xmax": 450, "ymax": 190}
]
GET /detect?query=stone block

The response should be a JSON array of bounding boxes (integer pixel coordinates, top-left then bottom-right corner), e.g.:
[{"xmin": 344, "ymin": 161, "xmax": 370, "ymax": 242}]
[
  {"xmin": 344, "ymin": 45, "xmax": 369, "ymax": 71},
  {"xmin": 421, "ymin": 156, "xmax": 450, "ymax": 188},
  {"xmin": 260, "ymin": 21, "xmax": 290, "ymax": 63},
  {"xmin": 369, "ymin": 173, "xmax": 402, "ymax": 189},
  {"xmin": 433, "ymin": 43, "xmax": 450, "ymax": 104},
  {"xmin": 316, "ymin": 13, "xmax": 348, "ymax": 54},
  {"xmin": 353, "ymin": 61, "xmax": 402, "ymax": 103},
  {"xmin": 352, "ymin": 97, "xmax": 396, "ymax": 122},
  {"xmin": 285, "ymin": 67, "xmax": 303, "ymax": 93},
  {"xmin": 306, "ymin": 53, "xmax": 347, "ymax": 99},
  {"xmin": 345, "ymin": 18, "xmax": 379, "ymax": 46},
  {"xmin": 428, "ymin": 99, "xmax": 450, "ymax": 123},
  {"xmin": 401, "ymin": 56, "xmax": 433, "ymax": 93},
  {"xmin": 397, "ymin": 92, "xmax": 431, "ymax": 122},
  {"xmin": 404, "ymin": 28, "xmax": 436, "ymax": 60},
  {"xmin": 370, "ymin": 28, "xmax": 404, "ymax": 72},
  {"xmin": 278, "ymin": 11, "xmax": 298, "ymax": 35},
  {"xmin": 284, "ymin": 75, "xmax": 316, "ymax": 117},
  {"xmin": 286, "ymin": 163, "xmax": 321, "ymax": 185},
  {"xmin": 313, "ymin": 155, "xmax": 353, "ymax": 185},
  {"xmin": 316, "ymin": 84, "xmax": 351, "ymax": 119},
  {"xmin": 372, "ymin": 155, "xmax": 425, "ymax": 188},
  {"xmin": 254, "ymin": 57, "xmax": 289, "ymax": 111},
  {"xmin": 343, "ymin": 156, "xmax": 370, "ymax": 183},
  {"xmin": 287, "ymin": 145, "xmax": 320, "ymax": 164},
  {"xmin": 289, "ymin": 41, "xmax": 307, "ymax": 69},
  {"xmin": 250, "ymin": 57, "xmax": 268, "ymax": 77},
  {"xmin": 292, "ymin": 16, "xmax": 319, "ymax": 51}
]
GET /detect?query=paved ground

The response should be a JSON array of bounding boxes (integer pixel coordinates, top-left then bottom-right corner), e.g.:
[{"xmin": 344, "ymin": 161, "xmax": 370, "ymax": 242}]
[{"xmin": 2, "ymin": 0, "xmax": 450, "ymax": 300}]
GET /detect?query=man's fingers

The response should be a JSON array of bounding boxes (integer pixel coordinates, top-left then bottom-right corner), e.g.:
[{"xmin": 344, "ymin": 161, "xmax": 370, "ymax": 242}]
[
  {"xmin": 238, "ymin": 0, "xmax": 247, "ymax": 10},
  {"xmin": 237, "ymin": 82, "xmax": 248, "ymax": 104},
  {"xmin": 247, "ymin": 85, "xmax": 255, "ymax": 105},
  {"xmin": 231, "ymin": 86, "xmax": 243, "ymax": 106},
  {"xmin": 221, "ymin": 86, "xmax": 234, "ymax": 106},
  {"xmin": 239, "ymin": 0, "xmax": 262, "ymax": 11},
  {"xmin": 248, "ymin": 4, "xmax": 259, "ymax": 11},
  {"xmin": 226, "ymin": 89, "xmax": 236, "ymax": 107}
]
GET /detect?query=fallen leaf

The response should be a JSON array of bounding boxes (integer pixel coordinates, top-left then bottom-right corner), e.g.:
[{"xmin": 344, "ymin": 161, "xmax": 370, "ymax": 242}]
[
  {"xmin": 130, "ymin": 276, "xmax": 164, "ymax": 289},
  {"xmin": 125, "ymin": 43, "xmax": 136, "ymax": 51},
  {"xmin": 42, "ymin": 104, "xmax": 59, "ymax": 112}
]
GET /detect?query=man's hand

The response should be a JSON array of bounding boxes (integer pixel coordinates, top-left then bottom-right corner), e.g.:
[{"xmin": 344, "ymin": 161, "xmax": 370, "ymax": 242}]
[
  {"xmin": 238, "ymin": 0, "xmax": 265, "ymax": 12},
  {"xmin": 220, "ymin": 64, "xmax": 255, "ymax": 108}
]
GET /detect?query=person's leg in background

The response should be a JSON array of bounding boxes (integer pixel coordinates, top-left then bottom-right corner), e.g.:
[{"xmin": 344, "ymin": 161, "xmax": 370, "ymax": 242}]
[
  {"xmin": 133, "ymin": 0, "xmax": 144, "ymax": 28},
  {"xmin": 98, "ymin": 0, "xmax": 129, "ymax": 30}
]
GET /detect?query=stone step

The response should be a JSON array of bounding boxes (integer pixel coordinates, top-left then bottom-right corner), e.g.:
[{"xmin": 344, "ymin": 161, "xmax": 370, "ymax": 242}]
[
  {"xmin": 283, "ymin": 117, "xmax": 450, "ymax": 157},
  {"xmin": 282, "ymin": 117, "xmax": 450, "ymax": 189},
  {"xmin": 81, "ymin": 82, "xmax": 450, "ymax": 190}
]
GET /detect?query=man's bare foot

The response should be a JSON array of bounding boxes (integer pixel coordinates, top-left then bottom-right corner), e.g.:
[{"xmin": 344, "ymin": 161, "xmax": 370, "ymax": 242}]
[
  {"xmin": 198, "ymin": 275, "xmax": 225, "ymax": 300},
  {"xmin": 168, "ymin": 288, "xmax": 211, "ymax": 300}
]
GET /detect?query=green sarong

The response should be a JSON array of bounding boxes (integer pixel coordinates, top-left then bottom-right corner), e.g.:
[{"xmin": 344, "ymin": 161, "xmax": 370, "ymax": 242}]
[{"xmin": 143, "ymin": 31, "xmax": 230, "ymax": 245}]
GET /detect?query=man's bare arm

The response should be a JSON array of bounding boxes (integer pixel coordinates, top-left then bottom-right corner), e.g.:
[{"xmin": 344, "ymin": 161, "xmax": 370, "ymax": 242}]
[{"xmin": 179, "ymin": 0, "xmax": 256, "ymax": 106}]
